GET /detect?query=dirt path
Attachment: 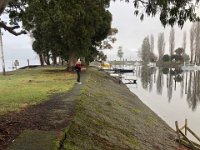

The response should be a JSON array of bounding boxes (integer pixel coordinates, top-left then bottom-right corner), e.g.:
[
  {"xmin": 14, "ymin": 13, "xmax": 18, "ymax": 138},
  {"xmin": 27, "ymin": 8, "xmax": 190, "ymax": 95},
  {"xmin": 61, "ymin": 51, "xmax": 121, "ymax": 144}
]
[{"xmin": 0, "ymin": 72, "xmax": 87, "ymax": 150}]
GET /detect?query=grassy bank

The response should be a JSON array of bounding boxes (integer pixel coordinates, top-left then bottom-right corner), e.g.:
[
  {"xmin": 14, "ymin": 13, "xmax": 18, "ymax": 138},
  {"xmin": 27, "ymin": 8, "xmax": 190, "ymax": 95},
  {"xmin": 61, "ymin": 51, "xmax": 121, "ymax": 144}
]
[
  {"xmin": 63, "ymin": 69, "xmax": 178, "ymax": 150},
  {"xmin": 0, "ymin": 67, "xmax": 75, "ymax": 114}
]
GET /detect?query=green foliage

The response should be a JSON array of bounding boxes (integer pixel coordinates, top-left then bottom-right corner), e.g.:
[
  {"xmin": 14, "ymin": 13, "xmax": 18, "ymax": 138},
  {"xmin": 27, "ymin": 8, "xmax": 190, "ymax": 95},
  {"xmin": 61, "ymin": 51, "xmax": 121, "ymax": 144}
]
[
  {"xmin": 162, "ymin": 68, "xmax": 169, "ymax": 74},
  {"xmin": 21, "ymin": 0, "xmax": 112, "ymax": 63},
  {"xmin": 162, "ymin": 54, "xmax": 170, "ymax": 62},
  {"xmin": 2, "ymin": 0, "xmax": 200, "ymax": 36},
  {"xmin": 126, "ymin": 0, "xmax": 200, "ymax": 27},
  {"xmin": 175, "ymin": 47, "xmax": 184, "ymax": 56}
]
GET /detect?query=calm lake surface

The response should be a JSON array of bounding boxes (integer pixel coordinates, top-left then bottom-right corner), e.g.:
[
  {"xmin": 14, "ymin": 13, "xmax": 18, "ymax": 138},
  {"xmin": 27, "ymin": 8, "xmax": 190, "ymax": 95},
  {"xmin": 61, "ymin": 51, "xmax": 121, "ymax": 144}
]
[{"xmin": 122, "ymin": 65, "xmax": 200, "ymax": 141}]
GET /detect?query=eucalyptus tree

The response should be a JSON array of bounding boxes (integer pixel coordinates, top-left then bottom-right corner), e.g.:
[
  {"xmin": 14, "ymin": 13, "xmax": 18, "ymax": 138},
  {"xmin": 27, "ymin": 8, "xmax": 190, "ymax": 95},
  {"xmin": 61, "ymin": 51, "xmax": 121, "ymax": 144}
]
[
  {"xmin": 0, "ymin": 0, "xmax": 26, "ymax": 35},
  {"xmin": 122, "ymin": 0, "xmax": 200, "ymax": 27}
]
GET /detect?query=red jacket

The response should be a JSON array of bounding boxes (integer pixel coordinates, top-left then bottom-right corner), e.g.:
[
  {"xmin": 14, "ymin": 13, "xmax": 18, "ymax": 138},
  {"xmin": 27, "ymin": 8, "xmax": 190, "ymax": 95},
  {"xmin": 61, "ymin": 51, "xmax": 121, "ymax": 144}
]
[{"xmin": 75, "ymin": 63, "xmax": 81, "ymax": 71}]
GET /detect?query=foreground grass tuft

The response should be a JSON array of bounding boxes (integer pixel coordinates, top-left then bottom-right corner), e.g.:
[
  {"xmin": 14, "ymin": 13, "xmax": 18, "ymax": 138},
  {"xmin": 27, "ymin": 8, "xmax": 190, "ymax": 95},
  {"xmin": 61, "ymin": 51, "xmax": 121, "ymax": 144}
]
[{"xmin": 0, "ymin": 67, "xmax": 75, "ymax": 114}]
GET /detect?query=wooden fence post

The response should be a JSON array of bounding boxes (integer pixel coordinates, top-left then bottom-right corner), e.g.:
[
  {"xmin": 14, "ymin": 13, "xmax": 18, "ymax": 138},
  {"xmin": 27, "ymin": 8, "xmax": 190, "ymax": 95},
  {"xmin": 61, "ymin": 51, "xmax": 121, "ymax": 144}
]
[
  {"xmin": 175, "ymin": 121, "xmax": 180, "ymax": 143},
  {"xmin": 185, "ymin": 119, "xmax": 188, "ymax": 136}
]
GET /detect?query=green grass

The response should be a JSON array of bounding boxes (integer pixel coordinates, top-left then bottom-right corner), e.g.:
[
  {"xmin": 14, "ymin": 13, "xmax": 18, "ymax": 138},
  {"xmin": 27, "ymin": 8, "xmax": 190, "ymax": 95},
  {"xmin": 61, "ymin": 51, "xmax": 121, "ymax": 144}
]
[
  {"xmin": 0, "ymin": 67, "xmax": 76, "ymax": 114},
  {"xmin": 8, "ymin": 130, "xmax": 59, "ymax": 150}
]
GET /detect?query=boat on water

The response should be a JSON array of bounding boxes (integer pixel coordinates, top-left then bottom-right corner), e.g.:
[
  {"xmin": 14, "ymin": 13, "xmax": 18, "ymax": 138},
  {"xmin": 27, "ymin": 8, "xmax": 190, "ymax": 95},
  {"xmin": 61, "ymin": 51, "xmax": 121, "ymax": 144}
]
[
  {"xmin": 98, "ymin": 62, "xmax": 112, "ymax": 70},
  {"xmin": 113, "ymin": 68, "xmax": 134, "ymax": 73}
]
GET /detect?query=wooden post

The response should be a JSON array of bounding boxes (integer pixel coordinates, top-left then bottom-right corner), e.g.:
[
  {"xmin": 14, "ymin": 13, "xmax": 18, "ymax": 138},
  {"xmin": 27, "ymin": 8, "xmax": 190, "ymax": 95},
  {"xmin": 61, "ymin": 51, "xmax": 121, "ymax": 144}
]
[
  {"xmin": 187, "ymin": 127, "xmax": 200, "ymax": 143},
  {"xmin": 179, "ymin": 129, "xmax": 196, "ymax": 149},
  {"xmin": 27, "ymin": 59, "xmax": 30, "ymax": 68},
  {"xmin": 175, "ymin": 121, "xmax": 180, "ymax": 143},
  {"xmin": 185, "ymin": 119, "xmax": 188, "ymax": 136},
  {"xmin": 0, "ymin": 29, "xmax": 5, "ymax": 75}
]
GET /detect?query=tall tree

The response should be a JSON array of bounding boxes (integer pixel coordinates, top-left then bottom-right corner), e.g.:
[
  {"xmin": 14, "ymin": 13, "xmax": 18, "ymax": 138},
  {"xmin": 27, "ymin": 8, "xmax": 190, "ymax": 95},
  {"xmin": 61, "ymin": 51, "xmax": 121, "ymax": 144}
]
[
  {"xmin": 182, "ymin": 31, "xmax": 187, "ymax": 54},
  {"xmin": 158, "ymin": 32, "xmax": 165, "ymax": 60},
  {"xmin": 150, "ymin": 34, "xmax": 154, "ymax": 53},
  {"xmin": 190, "ymin": 24, "xmax": 195, "ymax": 63},
  {"xmin": 194, "ymin": 22, "xmax": 200, "ymax": 64},
  {"xmin": 117, "ymin": 46, "xmax": 124, "ymax": 61},
  {"xmin": 22, "ymin": 0, "xmax": 112, "ymax": 67},
  {"xmin": 169, "ymin": 27, "xmax": 175, "ymax": 58},
  {"xmin": 140, "ymin": 36, "xmax": 151, "ymax": 63}
]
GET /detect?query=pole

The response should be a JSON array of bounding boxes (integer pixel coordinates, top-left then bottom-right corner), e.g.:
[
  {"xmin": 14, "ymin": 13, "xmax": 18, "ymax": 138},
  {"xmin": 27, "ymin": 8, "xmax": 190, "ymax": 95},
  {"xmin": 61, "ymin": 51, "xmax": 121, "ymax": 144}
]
[{"xmin": 0, "ymin": 28, "xmax": 5, "ymax": 75}]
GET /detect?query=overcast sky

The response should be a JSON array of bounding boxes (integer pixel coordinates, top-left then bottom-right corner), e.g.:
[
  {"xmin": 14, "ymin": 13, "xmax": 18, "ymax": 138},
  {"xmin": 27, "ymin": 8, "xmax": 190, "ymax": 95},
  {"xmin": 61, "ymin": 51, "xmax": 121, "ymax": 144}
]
[
  {"xmin": 0, "ymin": 1, "xmax": 198, "ymax": 71},
  {"xmin": 105, "ymin": 1, "xmax": 194, "ymax": 61}
]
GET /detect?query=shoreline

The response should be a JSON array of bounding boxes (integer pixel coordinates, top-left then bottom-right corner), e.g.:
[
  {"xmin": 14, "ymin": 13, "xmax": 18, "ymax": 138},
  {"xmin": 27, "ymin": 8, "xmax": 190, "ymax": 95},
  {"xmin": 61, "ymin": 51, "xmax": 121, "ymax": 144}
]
[
  {"xmin": 1, "ymin": 67, "xmax": 187, "ymax": 149},
  {"xmin": 62, "ymin": 68, "xmax": 182, "ymax": 149}
]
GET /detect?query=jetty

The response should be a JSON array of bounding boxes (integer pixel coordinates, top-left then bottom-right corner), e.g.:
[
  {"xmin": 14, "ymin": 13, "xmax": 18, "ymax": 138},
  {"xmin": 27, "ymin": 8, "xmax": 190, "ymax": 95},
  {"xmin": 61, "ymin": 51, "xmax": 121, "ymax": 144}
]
[{"xmin": 175, "ymin": 119, "xmax": 200, "ymax": 150}]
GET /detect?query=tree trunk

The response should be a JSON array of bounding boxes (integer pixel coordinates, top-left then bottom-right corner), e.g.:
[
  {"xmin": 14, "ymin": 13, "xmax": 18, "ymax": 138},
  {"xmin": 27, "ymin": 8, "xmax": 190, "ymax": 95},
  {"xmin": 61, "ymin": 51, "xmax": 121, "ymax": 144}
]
[
  {"xmin": 39, "ymin": 54, "xmax": 44, "ymax": 66},
  {"xmin": 67, "ymin": 52, "xmax": 76, "ymax": 71},
  {"xmin": 44, "ymin": 53, "xmax": 50, "ymax": 65},
  {"xmin": 0, "ymin": 0, "xmax": 8, "ymax": 15},
  {"xmin": 52, "ymin": 54, "xmax": 57, "ymax": 65}
]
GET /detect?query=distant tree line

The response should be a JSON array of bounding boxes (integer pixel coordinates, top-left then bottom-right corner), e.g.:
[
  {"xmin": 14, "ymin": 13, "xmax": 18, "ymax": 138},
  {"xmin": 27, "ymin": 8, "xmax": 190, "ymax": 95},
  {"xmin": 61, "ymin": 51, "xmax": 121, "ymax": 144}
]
[{"xmin": 138, "ymin": 24, "xmax": 200, "ymax": 64}]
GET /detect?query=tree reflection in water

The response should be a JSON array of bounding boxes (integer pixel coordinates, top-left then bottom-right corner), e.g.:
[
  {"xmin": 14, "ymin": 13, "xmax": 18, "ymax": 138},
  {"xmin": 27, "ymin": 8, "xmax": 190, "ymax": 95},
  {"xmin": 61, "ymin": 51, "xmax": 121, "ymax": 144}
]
[
  {"xmin": 186, "ymin": 71, "xmax": 200, "ymax": 111},
  {"xmin": 138, "ymin": 66, "xmax": 200, "ymax": 111}
]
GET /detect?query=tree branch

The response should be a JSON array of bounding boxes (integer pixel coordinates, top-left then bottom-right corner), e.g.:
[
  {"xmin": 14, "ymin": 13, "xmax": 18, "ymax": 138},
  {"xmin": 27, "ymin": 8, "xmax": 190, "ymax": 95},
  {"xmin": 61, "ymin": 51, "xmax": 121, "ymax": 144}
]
[{"xmin": 0, "ymin": 21, "xmax": 26, "ymax": 36}]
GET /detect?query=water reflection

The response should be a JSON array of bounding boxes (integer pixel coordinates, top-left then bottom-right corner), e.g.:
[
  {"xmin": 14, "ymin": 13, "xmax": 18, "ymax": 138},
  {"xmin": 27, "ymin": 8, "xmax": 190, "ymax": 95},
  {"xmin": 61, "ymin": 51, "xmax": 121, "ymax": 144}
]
[
  {"xmin": 186, "ymin": 71, "xmax": 200, "ymax": 111},
  {"xmin": 137, "ymin": 66, "xmax": 200, "ymax": 111}
]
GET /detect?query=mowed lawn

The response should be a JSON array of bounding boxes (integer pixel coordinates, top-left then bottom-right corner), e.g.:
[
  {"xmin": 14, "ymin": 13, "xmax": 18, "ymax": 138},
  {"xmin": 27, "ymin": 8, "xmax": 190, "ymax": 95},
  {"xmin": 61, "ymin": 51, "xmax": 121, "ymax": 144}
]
[{"xmin": 0, "ymin": 67, "xmax": 76, "ymax": 115}]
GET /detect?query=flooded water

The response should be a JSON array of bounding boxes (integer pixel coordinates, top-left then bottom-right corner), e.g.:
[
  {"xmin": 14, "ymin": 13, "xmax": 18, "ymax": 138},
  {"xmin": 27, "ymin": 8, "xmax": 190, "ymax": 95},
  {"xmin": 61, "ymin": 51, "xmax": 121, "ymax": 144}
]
[
  {"xmin": 0, "ymin": 59, "xmax": 40, "ymax": 72},
  {"xmin": 122, "ymin": 65, "xmax": 200, "ymax": 141}
]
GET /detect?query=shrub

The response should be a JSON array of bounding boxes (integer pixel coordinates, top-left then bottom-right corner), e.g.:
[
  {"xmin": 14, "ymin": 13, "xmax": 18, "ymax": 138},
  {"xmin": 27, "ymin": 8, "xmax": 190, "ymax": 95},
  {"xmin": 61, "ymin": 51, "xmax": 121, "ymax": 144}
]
[{"xmin": 162, "ymin": 54, "xmax": 170, "ymax": 62}]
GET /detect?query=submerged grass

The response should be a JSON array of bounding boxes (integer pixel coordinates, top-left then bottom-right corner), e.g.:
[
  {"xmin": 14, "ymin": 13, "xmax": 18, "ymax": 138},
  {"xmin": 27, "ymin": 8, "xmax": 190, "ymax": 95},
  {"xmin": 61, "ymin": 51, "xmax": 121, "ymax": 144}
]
[{"xmin": 0, "ymin": 67, "xmax": 76, "ymax": 114}]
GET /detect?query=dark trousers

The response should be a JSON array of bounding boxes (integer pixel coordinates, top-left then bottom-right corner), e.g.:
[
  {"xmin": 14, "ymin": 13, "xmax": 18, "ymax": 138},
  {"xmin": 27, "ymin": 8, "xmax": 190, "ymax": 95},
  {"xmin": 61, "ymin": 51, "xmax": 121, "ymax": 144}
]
[{"xmin": 76, "ymin": 70, "xmax": 80, "ymax": 82}]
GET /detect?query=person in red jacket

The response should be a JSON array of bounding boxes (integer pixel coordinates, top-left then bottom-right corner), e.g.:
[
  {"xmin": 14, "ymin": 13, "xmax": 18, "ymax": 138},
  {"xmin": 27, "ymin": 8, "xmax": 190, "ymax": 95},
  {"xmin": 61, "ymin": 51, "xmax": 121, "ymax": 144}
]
[{"xmin": 75, "ymin": 59, "xmax": 82, "ymax": 84}]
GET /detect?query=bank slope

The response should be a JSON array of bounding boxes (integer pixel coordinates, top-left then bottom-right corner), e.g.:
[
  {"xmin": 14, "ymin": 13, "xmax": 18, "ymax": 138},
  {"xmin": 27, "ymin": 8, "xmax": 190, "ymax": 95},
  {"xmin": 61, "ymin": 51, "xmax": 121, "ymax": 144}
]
[{"xmin": 63, "ymin": 68, "xmax": 178, "ymax": 150}]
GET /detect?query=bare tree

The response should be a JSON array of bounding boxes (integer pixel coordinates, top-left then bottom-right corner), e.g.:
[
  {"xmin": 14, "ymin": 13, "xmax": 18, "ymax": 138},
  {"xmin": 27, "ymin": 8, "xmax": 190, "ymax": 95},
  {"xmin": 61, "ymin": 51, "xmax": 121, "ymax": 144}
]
[
  {"xmin": 169, "ymin": 27, "xmax": 175, "ymax": 58},
  {"xmin": 150, "ymin": 34, "xmax": 154, "ymax": 53},
  {"xmin": 190, "ymin": 24, "xmax": 195, "ymax": 63},
  {"xmin": 158, "ymin": 32, "xmax": 165, "ymax": 60},
  {"xmin": 182, "ymin": 31, "xmax": 187, "ymax": 54},
  {"xmin": 117, "ymin": 46, "xmax": 124, "ymax": 61},
  {"xmin": 194, "ymin": 22, "xmax": 200, "ymax": 64}
]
